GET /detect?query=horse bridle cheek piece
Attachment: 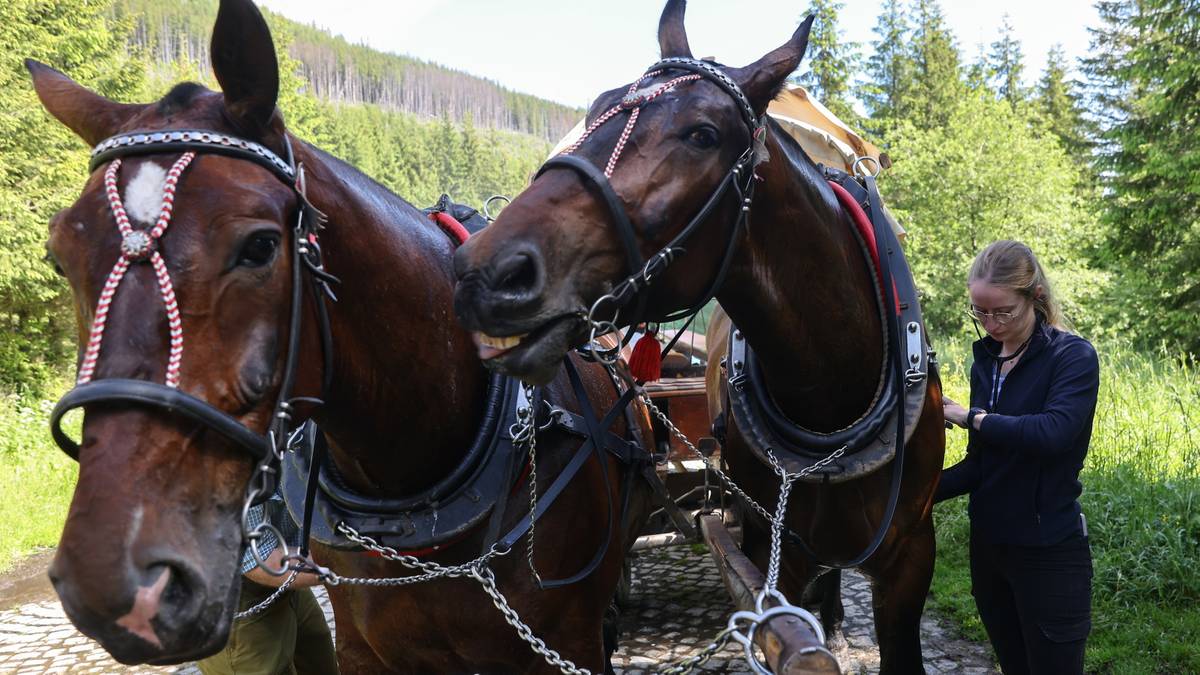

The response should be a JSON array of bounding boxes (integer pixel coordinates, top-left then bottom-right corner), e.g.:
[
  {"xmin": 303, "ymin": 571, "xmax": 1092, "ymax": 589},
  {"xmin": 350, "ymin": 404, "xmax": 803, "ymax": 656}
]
[
  {"xmin": 536, "ymin": 57, "xmax": 769, "ymax": 362},
  {"xmin": 48, "ymin": 129, "xmax": 338, "ymax": 571}
]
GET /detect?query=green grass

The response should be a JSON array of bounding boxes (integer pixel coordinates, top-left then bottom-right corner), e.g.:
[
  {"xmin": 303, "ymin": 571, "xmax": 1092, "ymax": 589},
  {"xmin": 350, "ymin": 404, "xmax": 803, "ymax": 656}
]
[
  {"xmin": 0, "ymin": 379, "xmax": 78, "ymax": 573},
  {"xmin": 929, "ymin": 342, "xmax": 1200, "ymax": 672}
]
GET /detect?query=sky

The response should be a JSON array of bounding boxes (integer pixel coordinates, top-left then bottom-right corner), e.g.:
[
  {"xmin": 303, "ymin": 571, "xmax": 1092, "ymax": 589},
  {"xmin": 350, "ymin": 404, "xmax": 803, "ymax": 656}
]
[{"xmin": 256, "ymin": 0, "xmax": 1100, "ymax": 109}]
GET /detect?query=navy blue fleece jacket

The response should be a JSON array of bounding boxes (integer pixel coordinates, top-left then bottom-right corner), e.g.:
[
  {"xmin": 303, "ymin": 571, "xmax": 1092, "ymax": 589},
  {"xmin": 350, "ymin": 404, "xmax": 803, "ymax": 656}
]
[{"xmin": 935, "ymin": 319, "xmax": 1100, "ymax": 546}]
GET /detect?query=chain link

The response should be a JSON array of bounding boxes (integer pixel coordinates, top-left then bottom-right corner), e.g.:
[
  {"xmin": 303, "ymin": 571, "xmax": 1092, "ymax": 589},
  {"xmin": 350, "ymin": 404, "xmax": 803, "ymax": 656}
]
[
  {"xmin": 331, "ymin": 522, "xmax": 506, "ymax": 585},
  {"xmin": 763, "ymin": 451, "xmax": 794, "ymax": 593},
  {"xmin": 233, "ymin": 570, "xmax": 298, "ymax": 620},
  {"xmin": 654, "ymin": 628, "xmax": 737, "ymax": 674},
  {"xmin": 471, "ymin": 565, "xmax": 592, "ymax": 674},
  {"xmin": 626, "ymin": 370, "xmax": 840, "ymax": 674},
  {"xmin": 514, "ymin": 382, "xmax": 543, "ymax": 584}
]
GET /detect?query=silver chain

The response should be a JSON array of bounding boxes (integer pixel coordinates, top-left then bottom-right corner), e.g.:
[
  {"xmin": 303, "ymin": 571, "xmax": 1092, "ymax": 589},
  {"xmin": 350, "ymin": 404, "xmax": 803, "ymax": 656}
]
[
  {"xmin": 627, "ymin": 372, "xmax": 839, "ymax": 674},
  {"xmin": 338, "ymin": 522, "xmax": 590, "ymax": 674},
  {"xmin": 233, "ymin": 570, "xmax": 298, "ymax": 620},
  {"xmin": 471, "ymin": 565, "xmax": 591, "ymax": 675},
  {"xmin": 654, "ymin": 628, "xmax": 737, "ymax": 674},
  {"xmin": 513, "ymin": 382, "xmax": 544, "ymax": 584},
  {"xmin": 330, "ymin": 522, "xmax": 506, "ymax": 586}
]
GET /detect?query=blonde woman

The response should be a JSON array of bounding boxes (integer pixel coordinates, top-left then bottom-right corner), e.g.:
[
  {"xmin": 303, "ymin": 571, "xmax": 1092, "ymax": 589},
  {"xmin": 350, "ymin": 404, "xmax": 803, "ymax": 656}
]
[{"xmin": 938, "ymin": 240, "xmax": 1099, "ymax": 674}]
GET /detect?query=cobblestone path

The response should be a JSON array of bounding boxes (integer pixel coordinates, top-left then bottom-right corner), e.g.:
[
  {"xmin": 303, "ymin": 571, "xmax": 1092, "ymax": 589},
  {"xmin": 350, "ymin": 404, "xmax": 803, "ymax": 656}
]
[{"xmin": 1, "ymin": 547, "xmax": 996, "ymax": 674}]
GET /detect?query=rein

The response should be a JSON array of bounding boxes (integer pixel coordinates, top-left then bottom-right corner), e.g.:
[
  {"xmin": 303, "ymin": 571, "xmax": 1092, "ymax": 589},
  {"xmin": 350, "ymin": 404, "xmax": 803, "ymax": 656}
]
[{"xmin": 49, "ymin": 129, "xmax": 338, "ymax": 553}]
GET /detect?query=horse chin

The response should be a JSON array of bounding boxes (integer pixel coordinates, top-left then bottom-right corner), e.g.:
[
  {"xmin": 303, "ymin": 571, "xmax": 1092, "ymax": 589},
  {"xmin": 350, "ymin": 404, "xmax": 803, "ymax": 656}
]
[{"xmin": 482, "ymin": 316, "xmax": 586, "ymax": 385}]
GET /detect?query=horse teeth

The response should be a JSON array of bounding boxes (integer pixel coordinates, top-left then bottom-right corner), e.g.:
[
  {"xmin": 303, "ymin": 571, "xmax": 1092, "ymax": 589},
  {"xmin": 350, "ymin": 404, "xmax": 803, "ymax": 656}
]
[{"xmin": 476, "ymin": 333, "xmax": 526, "ymax": 350}]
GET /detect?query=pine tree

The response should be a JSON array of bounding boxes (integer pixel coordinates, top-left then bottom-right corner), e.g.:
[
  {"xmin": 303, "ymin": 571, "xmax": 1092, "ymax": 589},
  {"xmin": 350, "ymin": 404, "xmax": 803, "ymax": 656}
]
[
  {"xmin": 1083, "ymin": 0, "xmax": 1200, "ymax": 350},
  {"xmin": 1036, "ymin": 44, "xmax": 1089, "ymax": 155},
  {"xmin": 0, "ymin": 0, "xmax": 146, "ymax": 392},
  {"xmin": 796, "ymin": 0, "xmax": 860, "ymax": 123},
  {"xmin": 907, "ymin": 0, "xmax": 962, "ymax": 128},
  {"xmin": 988, "ymin": 15, "xmax": 1026, "ymax": 109},
  {"xmin": 861, "ymin": 0, "xmax": 914, "ymax": 124}
]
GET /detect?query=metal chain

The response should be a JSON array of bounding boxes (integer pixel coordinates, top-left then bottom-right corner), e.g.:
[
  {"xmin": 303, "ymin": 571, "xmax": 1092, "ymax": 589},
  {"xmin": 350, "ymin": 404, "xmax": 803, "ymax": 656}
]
[
  {"xmin": 471, "ymin": 565, "xmax": 592, "ymax": 675},
  {"xmin": 653, "ymin": 628, "xmax": 737, "ymax": 675},
  {"xmin": 330, "ymin": 522, "xmax": 506, "ymax": 586},
  {"xmin": 233, "ymin": 570, "xmax": 298, "ymax": 620},
  {"xmin": 763, "ymin": 451, "xmax": 795, "ymax": 593},
  {"xmin": 513, "ymin": 381, "xmax": 543, "ymax": 584},
  {"xmin": 625, "ymin": 372, "xmax": 840, "ymax": 674},
  {"xmin": 334, "ymin": 523, "xmax": 592, "ymax": 673},
  {"xmin": 638, "ymin": 388, "xmax": 845, "ymax": 520}
]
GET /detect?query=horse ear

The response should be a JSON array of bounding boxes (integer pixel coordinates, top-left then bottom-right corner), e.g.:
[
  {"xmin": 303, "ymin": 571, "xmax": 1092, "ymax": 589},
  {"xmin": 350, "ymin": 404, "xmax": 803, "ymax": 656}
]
[
  {"xmin": 658, "ymin": 0, "xmax": 693, "ymax": 59},
  {"xmin": 211, "ymin": 0, "xmax": 279, "ymax": 132},
  {"xmin": 728, "ymin": 15, "xmax": 814, "ymax": 115},
  {"xmin": 25, "ymin": 60, "xmax": 141, "ymax": 146}
]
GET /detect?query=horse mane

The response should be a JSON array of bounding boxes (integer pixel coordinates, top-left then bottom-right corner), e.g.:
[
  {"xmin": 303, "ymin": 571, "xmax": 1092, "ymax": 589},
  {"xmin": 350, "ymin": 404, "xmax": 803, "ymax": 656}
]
[
  {"xmin": 762, "ymin": 113, "xmax": 844, "ymax": 217},
  {"xmin": 157, "ymin": 82, "xmax": 208, "ymax": 115}
]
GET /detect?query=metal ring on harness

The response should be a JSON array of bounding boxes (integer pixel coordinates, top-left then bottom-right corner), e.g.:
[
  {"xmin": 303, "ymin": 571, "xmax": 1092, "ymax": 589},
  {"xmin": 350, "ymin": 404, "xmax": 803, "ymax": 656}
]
[
  {"xmin": 245, "ymin": 522, "xmax": 290, "ymax": 576},
  {"xmin": 726, "ymin": 605, "xmax": 828, "ymax": 675},
  {"xmin": 483, "ymin": 194, "xmax": 510, "ymax": 222},
  {"xmin": 852, "ymin": 155, "xmax": 881, "ymax": 178}
]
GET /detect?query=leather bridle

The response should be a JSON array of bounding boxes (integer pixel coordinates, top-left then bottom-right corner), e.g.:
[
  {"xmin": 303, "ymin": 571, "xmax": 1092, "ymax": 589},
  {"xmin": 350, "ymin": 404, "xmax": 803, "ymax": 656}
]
[
  {"xmin": 48, "ymin": 129, "xmax": 337, "ymax": 517},
  {"xmin": 536, "ymin": 58, "xmax": 768, "ymax": 360}
]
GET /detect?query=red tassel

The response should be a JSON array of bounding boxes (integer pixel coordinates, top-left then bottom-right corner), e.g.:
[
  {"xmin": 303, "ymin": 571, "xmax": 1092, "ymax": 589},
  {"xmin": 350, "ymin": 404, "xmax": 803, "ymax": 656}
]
[{"xmin": 629, "ymin": 329, "xmax": 662, "ymax": 383}]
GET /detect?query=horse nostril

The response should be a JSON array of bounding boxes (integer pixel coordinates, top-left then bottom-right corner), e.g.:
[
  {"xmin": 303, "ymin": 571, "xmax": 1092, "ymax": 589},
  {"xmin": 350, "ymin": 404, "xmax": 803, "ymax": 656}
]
[{"xmin": 492, "ymin": 250, "xmax": 542, "ymax": 299}]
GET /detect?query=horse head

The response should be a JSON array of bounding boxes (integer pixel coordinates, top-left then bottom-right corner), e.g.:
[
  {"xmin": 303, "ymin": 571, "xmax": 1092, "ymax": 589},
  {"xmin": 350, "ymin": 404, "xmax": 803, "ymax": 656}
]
[
  {"xmin": 454, "ymin": 0, "xmax": 812, "ymax": 384},
  {"xmin": 29, "ymin": 0, "xmax": 317, "ymax": 663}
]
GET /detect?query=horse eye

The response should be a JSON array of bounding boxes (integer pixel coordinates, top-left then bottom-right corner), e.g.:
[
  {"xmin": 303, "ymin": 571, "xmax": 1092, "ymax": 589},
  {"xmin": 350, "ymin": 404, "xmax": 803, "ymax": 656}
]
[
  {"xmin": 685, "ymin": 126, "xmax": 721, "ymax": 149},
  {"xmin": 238, "ymin": 232, "xmax": 281, "ymax": 268}
]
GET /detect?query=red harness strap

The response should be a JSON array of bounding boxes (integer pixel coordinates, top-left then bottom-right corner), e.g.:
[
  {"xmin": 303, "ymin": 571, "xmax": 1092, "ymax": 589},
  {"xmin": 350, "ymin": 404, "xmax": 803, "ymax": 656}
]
[
  {"xmin": 827, "ymin": 180, "xmax": 900, "ymax": 315},
  {"xmin": 429, "ymin": 210, "xmax": 471, "ymax": 246}
]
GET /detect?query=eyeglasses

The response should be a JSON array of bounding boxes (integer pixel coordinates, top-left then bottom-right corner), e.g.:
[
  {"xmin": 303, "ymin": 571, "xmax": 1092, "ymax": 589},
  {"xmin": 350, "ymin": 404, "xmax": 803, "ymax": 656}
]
[{"xmin": 966, "ymin": 306, "xmax": 1021, "ymax": 325}]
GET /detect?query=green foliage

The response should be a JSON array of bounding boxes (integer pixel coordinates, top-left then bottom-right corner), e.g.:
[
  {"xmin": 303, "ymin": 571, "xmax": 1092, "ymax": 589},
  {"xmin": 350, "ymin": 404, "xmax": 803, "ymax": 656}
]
[
  {"xmin": 318, "ymin": 102, "xmax": 548, "ymax": 209},
  {"xmin": 859, "ymin": 0, "xmax": 914, "ymax": 126},
  {"xmin": 0, "ymin": 0, "xmax": 146, "ymax": 394},
  {"xmin": 930, "ymin": 342, "xmax": 1200, "ymax": 671},
  {"xmin": 986, "ymin": 15, "xmax": 1025, "ymax": 109},
  {"xmin": 879, "ymin": 89, "xmax": 1107, "ymax": 341},
  {"xmin": 113, "ymin": 0, "xmax": 581, "ymax": 142},
  {"xmin": 0, "ymin": 382, "xmax": 77, "ymax": 572},
  {"xmin": 1035, "ymin": 45, "xmax": 1091, "ymax": 156},
  {"xmin": 795, "ymin": 0, "xmax": 860, "ymax": 124},
  {"xmin": 906, "ymin": 0, "xmax": 963, "ymax": 129},
  {"xmin": 1082, "ymin": 0, "xmax": 1200, "ymax": 354}
]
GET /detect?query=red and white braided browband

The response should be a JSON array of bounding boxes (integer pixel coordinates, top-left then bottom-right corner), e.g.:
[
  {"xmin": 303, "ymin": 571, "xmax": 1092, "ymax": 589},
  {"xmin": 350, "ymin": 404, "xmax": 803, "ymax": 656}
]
[
  {"xmin": 78, "ymin": 153, "xmax": 195, "ymax": 388},
  {"xmin": 561, "ymin": 71, "xmax": 702, "ymax": 177}
]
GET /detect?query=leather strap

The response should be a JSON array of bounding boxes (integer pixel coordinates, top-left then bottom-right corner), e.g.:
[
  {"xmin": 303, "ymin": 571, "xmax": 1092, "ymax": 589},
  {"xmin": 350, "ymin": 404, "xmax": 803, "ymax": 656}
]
[{"xmin": 50, "ymin": 378, "xmax": 269, "ymax": 461}]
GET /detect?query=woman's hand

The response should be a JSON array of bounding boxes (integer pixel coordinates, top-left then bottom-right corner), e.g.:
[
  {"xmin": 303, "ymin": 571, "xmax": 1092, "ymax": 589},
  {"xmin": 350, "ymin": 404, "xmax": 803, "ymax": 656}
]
[{"xmin": 943, "ymin": 396, "xmax": 968, "ymax": 428}]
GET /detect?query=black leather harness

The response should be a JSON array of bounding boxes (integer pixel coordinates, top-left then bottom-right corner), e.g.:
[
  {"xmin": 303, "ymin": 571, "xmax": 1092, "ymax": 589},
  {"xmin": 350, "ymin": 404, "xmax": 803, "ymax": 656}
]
[
  {"xmin": 49, "ymin": 130, "xmax": 336, "ymax": 512},
  {"xmin": 282, "ymin": 356, "xmax": 651, "ymax": 588},
  {"xmin": 725, "ymin": 165, "xmax": 931, "ymax": 568}
]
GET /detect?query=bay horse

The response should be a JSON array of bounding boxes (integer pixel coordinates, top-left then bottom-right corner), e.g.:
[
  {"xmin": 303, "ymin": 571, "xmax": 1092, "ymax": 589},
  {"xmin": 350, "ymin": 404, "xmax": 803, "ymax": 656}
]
[
  {"xmin": 453, "ymin": 2, "xmax": 946, "ymax": 672},
  {"xmin": 31, "ymin": 0, "xmax": 649, "ymax": 670}
]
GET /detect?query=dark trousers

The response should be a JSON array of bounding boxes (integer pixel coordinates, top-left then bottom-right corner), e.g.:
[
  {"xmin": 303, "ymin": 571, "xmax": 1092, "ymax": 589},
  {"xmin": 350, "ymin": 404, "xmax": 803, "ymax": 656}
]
[{"xmin": 970, "ymin": 530, "xmax": 1092, "ymax": 675}]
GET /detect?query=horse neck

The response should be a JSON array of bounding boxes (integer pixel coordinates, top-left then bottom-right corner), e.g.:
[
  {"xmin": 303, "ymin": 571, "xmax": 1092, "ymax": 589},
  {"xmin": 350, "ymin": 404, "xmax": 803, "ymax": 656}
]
[
  {"xmin": 716, "ymin": 130, "xmax": 885, "ymax": 430},
  {"xmin": 296, "ymin": 142, "xmax": 488, "ymax": 497}
]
